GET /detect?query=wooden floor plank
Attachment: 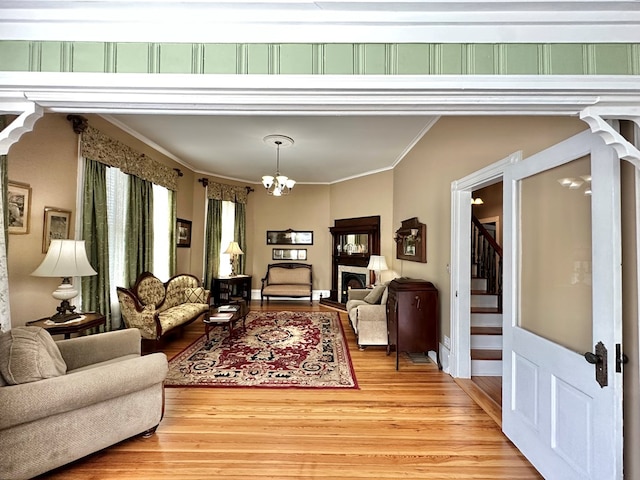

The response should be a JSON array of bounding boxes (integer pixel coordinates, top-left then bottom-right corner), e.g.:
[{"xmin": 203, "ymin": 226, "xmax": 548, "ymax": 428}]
[{"xmin": 40, "ymin": 302, "xmax": 541, "ymax": 479}]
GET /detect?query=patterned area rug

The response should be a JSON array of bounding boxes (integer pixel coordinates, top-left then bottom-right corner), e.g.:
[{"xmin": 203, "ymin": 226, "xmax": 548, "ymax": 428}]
[{"xmin": 165, "ymin": 310, "xmax": 358, "ymax": 388}]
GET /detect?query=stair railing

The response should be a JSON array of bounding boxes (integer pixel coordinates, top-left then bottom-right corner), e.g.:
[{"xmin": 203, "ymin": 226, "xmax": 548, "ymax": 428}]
[{"xmin": 471, "ymin": 216, "xmax": 503, "ymax": 310}]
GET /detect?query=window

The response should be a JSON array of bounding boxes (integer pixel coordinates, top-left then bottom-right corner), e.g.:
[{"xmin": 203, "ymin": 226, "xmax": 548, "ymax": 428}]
[
  {"xmin": 105, "ymin": 167, "xmax": 173, "ymax": 327},
  {"xmin": 219, "ymin": 200, "xmax": 235, "ymax": 276}
]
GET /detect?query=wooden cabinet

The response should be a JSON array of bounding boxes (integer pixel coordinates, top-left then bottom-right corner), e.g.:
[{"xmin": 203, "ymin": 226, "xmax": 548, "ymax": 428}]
[
  {"xmin": 386, "ymin": 278, "xmax": 440, "ymax": 370},
  {"xmin": 212, "ymin": 275, "xmax": 252, "ymax": 306}
]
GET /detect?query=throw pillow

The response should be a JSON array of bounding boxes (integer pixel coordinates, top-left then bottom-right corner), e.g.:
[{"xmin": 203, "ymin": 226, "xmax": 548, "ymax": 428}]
[
  {"xmin": 0, "ymin": 326, "xmax": 67, "ymax": 385},
  {"xmin": 185, "ymin": 286, "xmax": 207, "ymax": 304},
  {"xmin": 363, "ymin": 284, "xmax": 386, "ymax": 304}
]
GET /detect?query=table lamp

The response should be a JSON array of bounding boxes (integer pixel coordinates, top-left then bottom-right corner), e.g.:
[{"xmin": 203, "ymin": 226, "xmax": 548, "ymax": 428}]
[
  {"xmin": 224, "ymin": 241, "xmax": 244, "ymax": 277},
  {"xmin": 367, "ymin": 255, "xmax": 388, "ymax": 286},
  {"xmin": 31, "ymin": 239, "xmax": 97, "ymax": 322}
]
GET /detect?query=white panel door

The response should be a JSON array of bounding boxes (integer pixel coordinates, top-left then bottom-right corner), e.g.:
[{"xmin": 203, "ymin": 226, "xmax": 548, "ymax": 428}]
[{"xmin": 502, "ymin": 130, "xmax": 623, "ymax": 479}]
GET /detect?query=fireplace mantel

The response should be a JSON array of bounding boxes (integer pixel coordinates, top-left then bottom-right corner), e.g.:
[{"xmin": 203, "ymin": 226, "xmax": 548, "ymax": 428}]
[{"xmin": 320, "ymin": 215, "xmax": 380, "ymax": 308}]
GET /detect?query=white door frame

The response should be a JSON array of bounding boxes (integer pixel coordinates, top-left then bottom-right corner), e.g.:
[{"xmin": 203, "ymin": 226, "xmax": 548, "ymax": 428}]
[{"xmin": 449, "ymin": 152, "xmax": 520, "ymax": 378}]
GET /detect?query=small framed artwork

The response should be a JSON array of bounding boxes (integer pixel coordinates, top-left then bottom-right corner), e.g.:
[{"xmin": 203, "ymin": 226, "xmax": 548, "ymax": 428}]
[
  {"xmin": 266, "ymin": 229, "xmax": 313, "ymax": 245},
  {"xmin": 7, "ymin": 181, "xmax": 31, "ymax": 234},
  {"xmin": 177, "ymin": 218, "xmax": 192, "ymax": 248},
  {"xmin": 43, "ymin": 207, "xmax": 71, "ymax": 253},
  {"xmin": 272, "ymin": 248, "xmax": 307, "ymax": 261}
]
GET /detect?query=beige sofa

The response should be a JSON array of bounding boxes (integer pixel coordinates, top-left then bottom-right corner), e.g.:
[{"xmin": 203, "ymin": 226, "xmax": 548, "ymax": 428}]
[
  {"xmin": 260, "ymin": 263, "xmax": 313, "ymax": 305},
  {"xmin": 0, "ymin": 327, "xmax": 167, "ymax": 479},
  {"xmin": 117, "ymin": 272, "xmax": 210, "ymax": 349},
  {"xmin": 346, "ymin": 270, "xmax": 399, "ymax": 349}
]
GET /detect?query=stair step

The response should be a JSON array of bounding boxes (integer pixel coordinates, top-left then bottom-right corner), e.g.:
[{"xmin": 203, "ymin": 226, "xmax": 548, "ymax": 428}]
[
  {"xmin": 471, "ymin": 306, "xmax": 501, "ymax": 314},
  {"xmin": 471, "ymin": 326, "xmax": 502, "ymax": 335},
  {"xmin": 471, "ymin": 277, "xmax": 487, "ymax": 291},
  {"xmin": 471, "ymin": 294, "xmax": 499, "ymax": 309},
  {"xmin": 471, "ymin": 349, "xmax": 503, "ymax": 361},
  {"xmin": 471, "ymin": 359, "xmax": 503, "ymax": 376}
]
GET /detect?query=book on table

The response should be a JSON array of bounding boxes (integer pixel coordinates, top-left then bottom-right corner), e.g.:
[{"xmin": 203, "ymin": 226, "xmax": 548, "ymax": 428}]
[
  {"xmin": 217, "ymin": 304, "xmax": 239, "ymax": 312},
  {"xmin": 207, "ymin": 312, "xmax": 234, "ymax": 321}
]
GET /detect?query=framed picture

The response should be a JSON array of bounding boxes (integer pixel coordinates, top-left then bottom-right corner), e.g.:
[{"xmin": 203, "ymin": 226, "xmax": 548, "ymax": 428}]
[
  {"xmin": 272, "ymin": 248, "xmax": 307, "ymax": 261},
  {"xmin": 266, "ymin": 229, "xmax": 313, "ymax": 245},
  {"xmin": 43, "ymin": 207, "xmax": 71, "ymax": 253},
  {"xmin": 177, "ymin": 218, "xmax": 192, "ymax": 248},
  {"xmin": 7, "ymin": 181, "xmax": 31, "ymax": 234}
]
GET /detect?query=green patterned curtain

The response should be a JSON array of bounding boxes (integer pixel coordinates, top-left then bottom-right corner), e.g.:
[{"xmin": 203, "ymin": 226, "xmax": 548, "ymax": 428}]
[
  {"xmin": 168, "ymin": 189, "xmax": 177, "ymax": 277},
  {"xmin": 204, "ymin": 198, "xmax": 222, "ymax": 290},
  {"xmin": 234, "ymin": 202, "xmax": 247, "ymax": 275},
  {"xmin": 81, "ymin": 159, "xmax": 112, "ymax": 330},
  {"xmin": 126, "ymin": 175, "xmax": 154, "ymax": 285}
]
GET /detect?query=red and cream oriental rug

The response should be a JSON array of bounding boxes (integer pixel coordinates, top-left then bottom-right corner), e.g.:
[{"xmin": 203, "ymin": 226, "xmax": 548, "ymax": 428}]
[{"xmin": 165, "ymin": 310, "xmax": 358, "ymax": 389}]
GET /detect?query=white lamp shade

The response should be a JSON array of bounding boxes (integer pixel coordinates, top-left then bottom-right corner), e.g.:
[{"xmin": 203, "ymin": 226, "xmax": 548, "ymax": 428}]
[
  {"xmin": 262, "ymin": 175, "xmax": 274, "ymax": 188},
  {"xmin": 224, "ymin": 241, "xmax": 244, "ymax": 255},
  {"xmin": 367, "ymin": 255, "xmax": 388, "ymax": 271},
  {"xmin": 32, "ymin": 240, "xmax": 97, "ymax": 278}
]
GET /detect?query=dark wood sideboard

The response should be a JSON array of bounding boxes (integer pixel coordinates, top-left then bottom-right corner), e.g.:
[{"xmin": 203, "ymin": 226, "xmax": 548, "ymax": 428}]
[{"xmin": 386, "ymin": 278, "xmax": 440, "ymax": 370}]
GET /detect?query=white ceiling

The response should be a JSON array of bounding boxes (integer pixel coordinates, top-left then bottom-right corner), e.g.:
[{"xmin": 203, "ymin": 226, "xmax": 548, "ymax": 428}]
[{"xmin": 105, "ymin": 114, "xmax": 437, "ymax": 184}]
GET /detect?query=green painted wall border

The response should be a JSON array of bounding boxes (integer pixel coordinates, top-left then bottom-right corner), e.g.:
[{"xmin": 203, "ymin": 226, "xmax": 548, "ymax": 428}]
[{"xmin": 0, "ymin": 41, "xmax": 638, "ymax": 75}]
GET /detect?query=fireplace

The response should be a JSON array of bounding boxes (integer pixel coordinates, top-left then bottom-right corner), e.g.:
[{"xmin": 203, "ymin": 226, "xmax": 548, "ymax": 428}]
[{"xmin": 338, "ymin": 265, "xmax": 368, "ymax": 303}]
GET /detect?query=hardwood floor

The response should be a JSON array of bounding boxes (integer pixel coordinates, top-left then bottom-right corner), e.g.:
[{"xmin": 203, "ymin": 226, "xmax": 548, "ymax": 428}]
[{"xmin": 41, "ymin": 302, "xmax": 541, "ymax": 479}]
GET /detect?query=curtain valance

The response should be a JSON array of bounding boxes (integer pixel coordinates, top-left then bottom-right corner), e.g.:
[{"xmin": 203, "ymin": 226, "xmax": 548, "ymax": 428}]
[
  {"xmin": 206, "ymin": 181, "xmax": 249, "ymax": 204},
  {"xmin": 81, "ymin": 125, "xmax": 178, "ymax": 191}
]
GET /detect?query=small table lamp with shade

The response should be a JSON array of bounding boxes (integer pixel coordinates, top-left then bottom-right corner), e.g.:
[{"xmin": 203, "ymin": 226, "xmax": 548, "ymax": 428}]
[
  {"xmin": 367, "ymin": 255, "xmax": 388, "ymax": 286},
  {"xmin": 31, "ymin": 239, "xmax": 97, "ymax": 323},
  {"xmin": 224, "ymin": 241, "xmax": 244, "ymax": 277}
]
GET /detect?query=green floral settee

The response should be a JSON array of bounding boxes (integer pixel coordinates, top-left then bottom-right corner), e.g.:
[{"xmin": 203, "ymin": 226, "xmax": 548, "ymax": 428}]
[{"xmin": 117, "ymin": 272, "xmax": 209, "ymax": 348}]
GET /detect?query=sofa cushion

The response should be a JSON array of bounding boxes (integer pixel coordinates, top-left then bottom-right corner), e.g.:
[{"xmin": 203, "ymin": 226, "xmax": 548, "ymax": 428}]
[
  {"xmin": 364, "ymin": 284, "xmax": 386, "ymax": 304},
  {"xmin": 185, "ymin": 286, "xmax": 207, "ymax": 304},
  {"xmin": 0, "ymin": 326, "xmax": 67, "ymax": 385}
]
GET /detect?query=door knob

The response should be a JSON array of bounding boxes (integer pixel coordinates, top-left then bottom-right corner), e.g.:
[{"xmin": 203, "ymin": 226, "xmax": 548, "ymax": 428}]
[
  {"xmin": 584, "ymin": 351, "xmax": 601, "ymax": 364},
  {"xmin": 584, "ymin": 341, "xmax": 608, "ymax": 388}
]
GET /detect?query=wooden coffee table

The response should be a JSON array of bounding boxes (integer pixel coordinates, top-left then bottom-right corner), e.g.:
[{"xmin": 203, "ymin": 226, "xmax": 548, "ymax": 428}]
[{"xmin": 204, "ymin": 302, "xmax": 248, "ymax": 340}]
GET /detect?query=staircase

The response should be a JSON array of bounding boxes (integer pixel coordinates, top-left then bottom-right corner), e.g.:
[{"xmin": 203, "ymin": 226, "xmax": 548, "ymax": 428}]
[
  {"xmin": 470, "ymin": 274, "xmax": 502, "ymax": 376},
  {"xmin": 470, "ymin": 216, "xmax": 503, "ymax": 377}
]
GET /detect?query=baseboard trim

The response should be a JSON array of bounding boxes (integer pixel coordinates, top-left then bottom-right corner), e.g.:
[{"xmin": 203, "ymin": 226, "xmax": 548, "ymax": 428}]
[{"xmin": 454, "ymin": 378, "xmax": 502, "ymax": 428}]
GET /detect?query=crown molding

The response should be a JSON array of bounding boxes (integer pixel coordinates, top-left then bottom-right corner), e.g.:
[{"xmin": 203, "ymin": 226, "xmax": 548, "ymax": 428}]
[{"xmin": 0, "ymin": 1, "xmax": 639, "ymax": 43}]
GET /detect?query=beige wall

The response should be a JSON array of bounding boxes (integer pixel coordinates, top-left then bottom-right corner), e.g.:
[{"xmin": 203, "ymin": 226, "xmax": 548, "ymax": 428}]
[
  {"xmin": 7, "ymin": 114, "xmax": 79, "ymax": 326},
  {"xmin": 250, "ymin": 184, "xmax": 331, "ymax": 292},
  {"xmin": 6, "ymin": 113, "xmax": 198, "ymax": 327},
  {"xmin": 393, "ymin": 115, "xmax": 587, "ymax": 340},
  {"xmin": 329, "ymin": 170, "xmax": 395, "ymax": 263}
]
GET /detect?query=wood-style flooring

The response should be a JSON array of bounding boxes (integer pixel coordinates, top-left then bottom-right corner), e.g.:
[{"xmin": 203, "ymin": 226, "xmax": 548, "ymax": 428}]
[{"xmin": 40, "ymin": 302, "xmax": 541, "ymax": 479}]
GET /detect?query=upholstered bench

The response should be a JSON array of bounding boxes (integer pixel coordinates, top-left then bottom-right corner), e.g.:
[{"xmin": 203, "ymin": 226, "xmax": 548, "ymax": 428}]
[
  {"xmin": 260, "ymin": 263, "xmax": 313, "ymax": 305},
  {"xmin": 117, "ymin": 272, "xmax": 210, "ymax": 350}
]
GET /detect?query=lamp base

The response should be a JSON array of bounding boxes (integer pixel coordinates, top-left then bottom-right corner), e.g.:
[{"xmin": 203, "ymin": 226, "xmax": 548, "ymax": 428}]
[{"xmin": 49, "ymin": 300, "xmax": 81, "ymax": 323}]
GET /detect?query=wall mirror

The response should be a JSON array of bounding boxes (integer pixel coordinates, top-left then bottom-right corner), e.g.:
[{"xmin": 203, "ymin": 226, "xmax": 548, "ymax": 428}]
[{"xmin": 395, "ymin": 217, "xmax": 427, "ymax": 263}]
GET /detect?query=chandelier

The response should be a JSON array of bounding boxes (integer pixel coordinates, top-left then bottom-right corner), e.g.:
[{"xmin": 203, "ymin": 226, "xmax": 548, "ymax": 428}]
[{"xmin": 262, "ymin": 134, "xmax": 296, "ymax": 196}]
